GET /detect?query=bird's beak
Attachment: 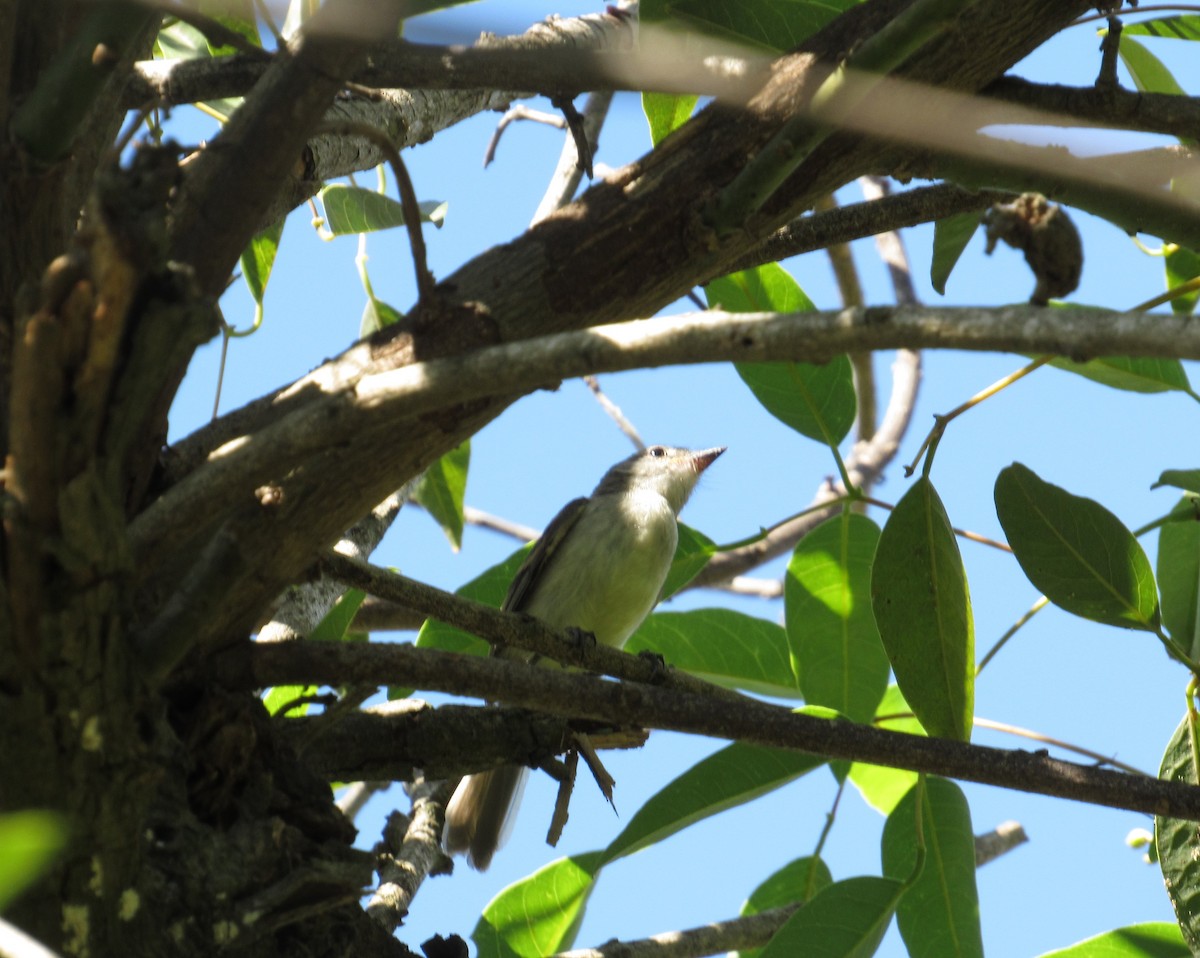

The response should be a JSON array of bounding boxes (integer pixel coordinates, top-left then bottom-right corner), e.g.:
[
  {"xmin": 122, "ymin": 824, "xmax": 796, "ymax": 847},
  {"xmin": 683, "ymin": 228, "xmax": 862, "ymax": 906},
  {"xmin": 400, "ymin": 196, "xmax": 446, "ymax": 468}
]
[{"xmin": 691, "ymin": 447, "xmax": 726, "ymax": 473}]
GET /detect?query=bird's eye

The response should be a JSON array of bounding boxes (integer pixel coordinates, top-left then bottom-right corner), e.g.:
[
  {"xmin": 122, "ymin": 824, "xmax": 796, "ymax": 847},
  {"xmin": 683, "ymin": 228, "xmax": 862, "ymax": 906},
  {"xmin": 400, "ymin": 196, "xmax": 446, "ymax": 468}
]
[{"xmin": 648, "ymin": 446, "xmax": 666, "ymax": 458}]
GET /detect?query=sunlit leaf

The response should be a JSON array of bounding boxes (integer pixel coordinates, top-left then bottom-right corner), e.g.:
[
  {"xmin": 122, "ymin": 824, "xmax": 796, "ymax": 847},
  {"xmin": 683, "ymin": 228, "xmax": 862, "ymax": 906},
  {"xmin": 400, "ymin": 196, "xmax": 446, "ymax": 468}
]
[
  {"xmin": 872, "ymin": 478, "xmax": 974, "ymax": 741},
  {"xmin": 1124, "ymin": 16, "xmax": 1200, "ymax": 41},
  {"xmin": 0, "ymin": 811, "xmax": 68, "ymax": 911},
  {"xmin": 1046, "ymin": 355, "xmax": 1193, "ymax": 395},
  {"xmin": 931, "ymin": 212, "xmax": 980, "ymax": 296},
  {"xmin": 882, "ymin": 778, "xmax": 983, "ymax": 958},
  {"xmin": 738, "ymin": 856, "xmax": 834, "ymax": 958},
  {"xmin": 319, "ymin": 184, "xmax": 447, "ymax": 235},
  {"xmin": 758, "ymin": 876, "xmax": 904, "ymax": 958},
  {"xmin": 707, "ymin": 266, "xmax": 855, "ymax": 447},
  {"xmin": 263, "ymin": 589, "xmax": 366, "ymax": 715},
  {"xmin": 661, "ymin": 522, "xmax": 719, "ymax": 599},
  {"xmin": 643, "ymin": 92, "xmax": 699, "ymax": 145},
  {"xmin": 628, "ymin": 608, "xmax": 798, "ymax": 698},
  {"xmin": 994, "ymin": 463, "xmax": 1160, "ymax": 632},
  {"xmin": 1158, "ymin": 497, "xmax": 1200, "ymax": 659},
  {"xmin": 1035, "ymin": 922, "xmax": 1189, "ymax": 958},
  {"xmin": 849, "ymin": 685, "xmax": 924, "ymax": 814},
  {"xmin": 786, "ymin": 511, "xmax": 888, "ymax": 723},
  {"xmin": 1165, "ymin": 246, "xmax": 1200, "ymax": 314},
  {"xmin": 641, "ymin": 0, "xmax": 862, "ymax": 52},
  {"xmin": 473, "ymin": 852, "xmax": 603, "ymax": 958},
  {"xmin": 603, "ymin": 727, "xmax": 832, "ymax": 864},
  {"xmin": 1157, "ymin": 715, "xmax": 1200, "ymax": 952},
  {"xmin": 1118, "ymin": 35, "xmax": 1187, "ymax": 96},
  {"xmin": 414, "ymin": 440, "xmax": 470, "ymax": 551}
]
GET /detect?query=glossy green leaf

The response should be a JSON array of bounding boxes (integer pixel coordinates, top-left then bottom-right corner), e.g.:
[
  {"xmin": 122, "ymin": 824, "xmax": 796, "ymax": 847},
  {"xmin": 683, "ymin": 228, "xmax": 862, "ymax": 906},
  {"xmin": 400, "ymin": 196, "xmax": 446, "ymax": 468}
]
[
  {"xmin": 1124, "ymin": 16, "xmax": 1200, "ymax": 41},
  {"xmin": 627, "ymin": 608, "xmax": 798, "ymax": 698},
  {"xmin": 1046, "ymin": 355, "xmax": 1193, "ymax": 395},
  {"xmin": 318, "ymin": 184, "xmax": 447, "ymax": 235},
  {"xmin": 1157, "ymin": 715, "xmax": 1200, "ymax": 952},
  {"xmin": 360, "ymin": 296, "xmax": 404, "ymax": 336},
  {"xmin": 1118, "ymin": 35, "xmax": 1187, "ymax": 96},
  {"xmin": 661, "ymin": 522, "xmax": 719, "ymax": 599},
  {"xmin": 930, "ymin": 212, "xmax": 980, "ymax": 296},
  {"xmin": 154, "ymin": 18, "xmax": 244, "ymax": 117},
  {"xmin": 849, "ymin": 685, "xmax": 924, "ymax": 814},
  {"xmin": 786, "ymin": 512, "xmax": 887, "ymax": 723},
  {"xmin": 240, "ymin": 220, "xmax": 284, "ymax": 316},
  {"xmin": 641, "ymin": 0, "xmax": 861, "ymax": 52},
  {"xmin": 707, "ymin": 266, "xmax": 856, "ymax": 447},
  {"xmin": 995, "ymin": 463, "xmax": 1161, "ymax": 632},
  {"xmin": 738, "ymin": 857, "xmax": 835, "ymax": 958},
  {"xmin": 643, "ymin": 92, "xmax": 699, "ymax": 145},
  {"xmin": 759, "ymin": 875, "xmax": 904, "ymax": 958},
  {"xmin": 1036, "ymin": 922, "xmax": 1189, "ymax": 958},
  {"xmin": 1155, "ymin": 470, "xmax": 1200, "ymax": 495},
  {"xmin": 882, "ymin": 778, "xmax": 983, "ymax": 958},
  {"xmin": 1158, "ymin": 497, "xmax": 1200, "ymax": 660},
  {"xmin": 414, "ymin": 440, "xmax": 470, "ymax": 551},
  {"xmin": 872, "ymin": 478, "xmax": 974, "ymax": 742},
  {"xmin": 1165, "ymin": 246, "xmax": 1200, "ymax": 314},
  {"xmin": 0, "ymin": 811, "xmax": 68, "ymax": 911},
  {"xmin": 603, "ymin": 729, "xmax": 832, "ymax": 864},
  {"xmin": 473, "ymin": 852, "xmax": 603, "ymax": 958}
]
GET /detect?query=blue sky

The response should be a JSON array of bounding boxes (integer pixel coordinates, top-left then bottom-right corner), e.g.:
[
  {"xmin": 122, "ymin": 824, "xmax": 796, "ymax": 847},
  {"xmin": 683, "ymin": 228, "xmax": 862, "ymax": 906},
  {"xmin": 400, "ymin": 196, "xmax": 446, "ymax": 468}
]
[{"xmin": 165, "ymin": 4, "xmax": 1200, "ymax": 955}]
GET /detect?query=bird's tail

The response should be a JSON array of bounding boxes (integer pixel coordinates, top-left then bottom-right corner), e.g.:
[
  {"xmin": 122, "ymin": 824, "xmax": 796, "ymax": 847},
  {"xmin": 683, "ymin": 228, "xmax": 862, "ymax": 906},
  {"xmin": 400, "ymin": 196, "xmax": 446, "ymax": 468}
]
[{"xmin": 443, "ymin": 765, "xmax": 529, "ymax": 871}]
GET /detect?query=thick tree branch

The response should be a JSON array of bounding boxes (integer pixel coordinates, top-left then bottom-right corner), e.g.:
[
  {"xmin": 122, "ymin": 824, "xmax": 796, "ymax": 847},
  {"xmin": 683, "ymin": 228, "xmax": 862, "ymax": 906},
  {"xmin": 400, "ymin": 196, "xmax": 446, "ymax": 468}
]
[
  {"xmin": 136, "ymin": 0, "xmax": 1100, "ymax": 670},
  {"xmin": 125, "ymin": 32, "xmax": 763, "ymax": 110},
  {"xmin": 232, "ymin": 639, "xmax": 1200, "ymax": 822},
  {"xmin": 168, "ymin": 0, "xmax": 407, "ymax": 296},
  {"xmin": 985, "ymin": 75, "xmax": 1200, "ymax": 143},
  {"xmin": 133, "ymin": 302, "xmax": 1187, "ymax": 583}
]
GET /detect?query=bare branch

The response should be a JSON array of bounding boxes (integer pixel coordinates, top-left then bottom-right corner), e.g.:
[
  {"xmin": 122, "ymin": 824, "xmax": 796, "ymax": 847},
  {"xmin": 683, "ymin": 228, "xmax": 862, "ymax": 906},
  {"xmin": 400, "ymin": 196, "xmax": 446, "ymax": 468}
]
[
  {"xmin": 138, "ymin": 303, "xmax": 1177, "ymax": 581},
  {"xmin": 232, "ymin": 639, "xmax": 1200, "ymax": 823}
]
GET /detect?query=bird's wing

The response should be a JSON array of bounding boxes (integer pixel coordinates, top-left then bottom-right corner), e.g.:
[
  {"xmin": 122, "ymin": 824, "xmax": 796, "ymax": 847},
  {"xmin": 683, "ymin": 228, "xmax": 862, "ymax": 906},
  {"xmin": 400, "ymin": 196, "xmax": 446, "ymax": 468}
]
[{"xmin": 502, "ymin": 496, "xmax": 590, "ymax": 613}]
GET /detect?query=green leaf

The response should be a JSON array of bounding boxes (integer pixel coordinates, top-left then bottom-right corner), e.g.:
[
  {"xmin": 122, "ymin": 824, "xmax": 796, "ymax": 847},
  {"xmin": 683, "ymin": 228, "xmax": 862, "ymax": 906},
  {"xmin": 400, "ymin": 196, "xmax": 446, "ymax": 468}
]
[
  {"xmin": 643, "ymin": 92, "xmax": 699, "ymax": 145},
  {"xmin": 1157, "ymin": 715, "xmax": 1200, "ymax": 952},
  {"xmin": 238, "ymin": 219, "xmax": 284, "ymax": 331},
  {"xmin": 473, "ymin": 852, "xmax": 603, "ymax": 958},
  {"xmin": 1158, "ymin": 497, "xmax": 1200, "ymax": 659},
  {"xmin": 1165, "ymin": 246, "xmax": 1200, "ymax": 314},
  {"xmin": 706, "ymin": 266, "xmax": 856, "ymax": 447},
  {"xmin": 641, "ymin": 0, "xmax": 862, "ymax": 52},
  {"xmin": 786, "ymin": 512, "xmax": 888, "ymax": 723},
  {"xmin": 872, "ymin": 478, "xmax": 974, "ymax": 742},
  {"xmin": 1124, "ymin": 16, "xmax": 1200, "ymax": 41},
  {"xmin": 318, "ymin": 184, "xmax": 447, "ymax": 235},
  {"xmin": 1155, "ymin": 470, "xmax": 1200, "ymax": 495},
  {"xmin": 1035, "ymin": 922, "xmax": 1189, "ymax": 958},
  {"xmin": 849, "ymin": 685, "xmax": 924, "ymax": 814},
  {"xmin": 414, "ymin": 441, "xmax": 470, "ymax": 551},
  {"xmin": 0, "ymin": 811, "xmax": 68, "ymax": 911},
  {"xmin": 994, "ymin": 463, "xmax": 1161, "ymax": 632},
  {"xmin": 738, "ymin": 857, "xmax": 835, "ymax": 958},
  {"xmin": 1118, "ymin": 35, "xmax": 1187, "ymax": 96},
  {"xmin": 1046, "ymin": 355, "xmax": 1193, "ymax": 395},
  {"xmin": 759, "ymin": 875, "xmax": 904, "ymax": 958},
  {"xmin": 603, "ymin": 731, "xmax": 831, "ymax": 864},
  {"xmin": 413, "ymin": 546, "xmax": 532, "ymax": 658},
  {"xmin": 360, "ymin": 296, "xmax": 404, "ymax": 336},
  {"xmin": 882, "ymin": 778, "xmax": 983, "ymax": 958},
  {"xmin": 661, "ymin": 522, "xmax": 719, "ymax": 599},
  {"xmin": 627, "ymin": 608, "xmax": 798, "ymax": 698},
  {"xmin": 930, "ymin": 212, "xmax": 980, "ymax": 296}
]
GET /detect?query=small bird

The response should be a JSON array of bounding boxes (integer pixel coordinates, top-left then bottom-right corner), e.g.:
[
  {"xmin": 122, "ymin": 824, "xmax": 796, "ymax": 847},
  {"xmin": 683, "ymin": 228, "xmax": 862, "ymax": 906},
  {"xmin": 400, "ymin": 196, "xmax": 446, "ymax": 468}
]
[{"xmin": 443, "ymin": 444, "xmax": 725, "ymax": 870}]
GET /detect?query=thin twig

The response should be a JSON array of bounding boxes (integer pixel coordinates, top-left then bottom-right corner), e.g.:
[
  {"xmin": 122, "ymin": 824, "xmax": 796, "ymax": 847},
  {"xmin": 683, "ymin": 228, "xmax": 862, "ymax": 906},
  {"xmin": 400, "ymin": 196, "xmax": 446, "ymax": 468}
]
[
  {"xmin": 313, "ymin": 120, "xmax": 436, "ymax": 306},
  {"xmin": 483, "ymin": 105, "xmax": 565, "ymax": 168},
  {"xmin": 583, "ymin": 376, "xmax": 644, "ymax": 450}
]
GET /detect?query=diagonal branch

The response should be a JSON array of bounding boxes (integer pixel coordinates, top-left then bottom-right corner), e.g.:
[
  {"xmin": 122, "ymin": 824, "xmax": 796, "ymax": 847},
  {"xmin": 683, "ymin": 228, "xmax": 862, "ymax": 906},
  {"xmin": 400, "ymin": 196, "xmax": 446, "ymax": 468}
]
[{"xmin": 231, "ymin": 638, "xmax": 1200, "ymax": 823}]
